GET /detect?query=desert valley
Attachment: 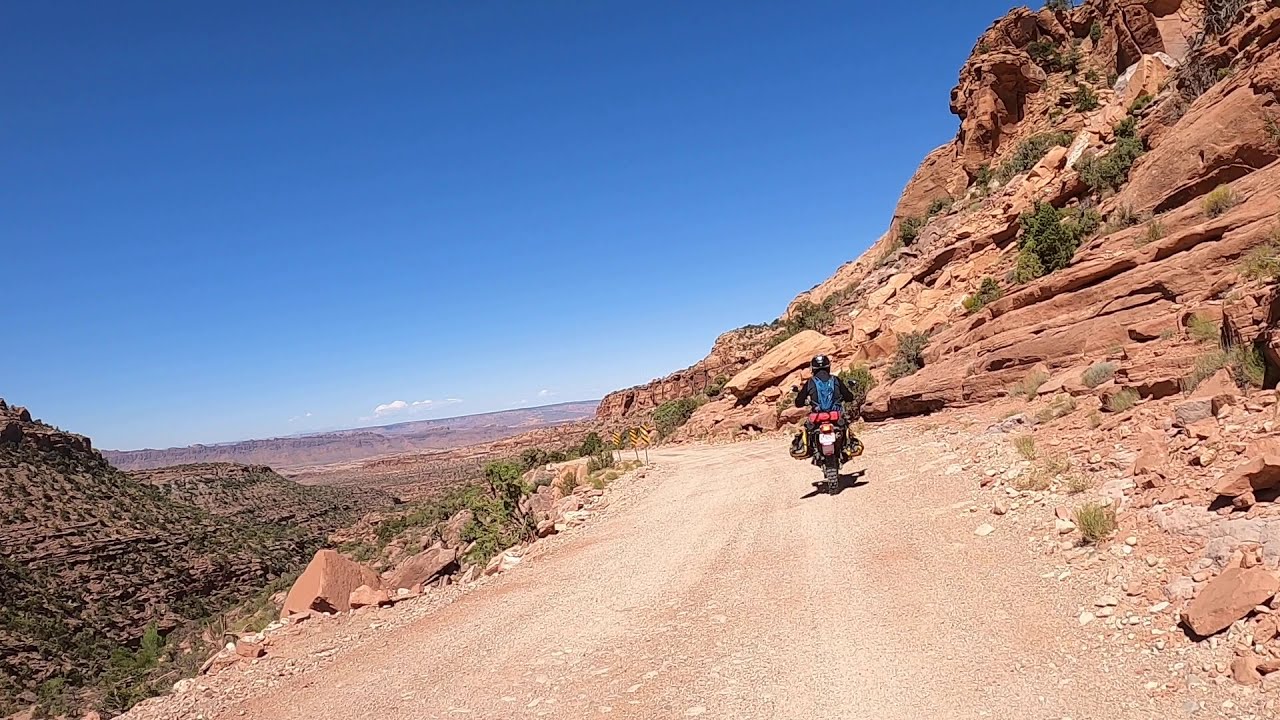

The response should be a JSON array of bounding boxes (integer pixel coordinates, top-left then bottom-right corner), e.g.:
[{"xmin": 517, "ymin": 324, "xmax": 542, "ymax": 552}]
[{"xmin": 8, "ymin": 1, "xmax": 1280, "ymax": 718}]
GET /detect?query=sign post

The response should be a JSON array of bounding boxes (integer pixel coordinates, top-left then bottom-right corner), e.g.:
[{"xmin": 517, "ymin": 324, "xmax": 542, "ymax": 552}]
[{"xmin": 610, "ymin": 430, "xmax": 624, "ymax": 463}]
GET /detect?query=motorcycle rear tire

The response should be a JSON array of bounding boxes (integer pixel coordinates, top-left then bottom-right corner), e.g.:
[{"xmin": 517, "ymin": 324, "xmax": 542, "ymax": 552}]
[{"xmin": 823, "ymin": 464, "xmax": 839, "ymax": 494}]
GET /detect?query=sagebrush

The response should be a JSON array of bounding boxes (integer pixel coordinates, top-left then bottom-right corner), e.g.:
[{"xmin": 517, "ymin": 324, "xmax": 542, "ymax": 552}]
[
  {"xmin": 1074, "ymin": 503, "xmax": 1117, "ymax": 544},
  {"xmin": 1009, "ymin": 370, "xmax": 1049, "ymax": 401},
  {"xmin": 1203, "ymin": 185, "xmax": 1237, "ymax": 217},
  {"xmin": 1082, "ymin": 362, "xmax": 1116, "ymax": 388}
]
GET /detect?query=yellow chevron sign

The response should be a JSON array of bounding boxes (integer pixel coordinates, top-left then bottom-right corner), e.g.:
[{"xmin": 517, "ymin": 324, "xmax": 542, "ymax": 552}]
[
  {"xmin": 630, "ymin": 426, "xmax": 653, "ymax": 448},
  {"xmin": 611, "ymin": 431, "xmax": 624, "ymax": 448}
]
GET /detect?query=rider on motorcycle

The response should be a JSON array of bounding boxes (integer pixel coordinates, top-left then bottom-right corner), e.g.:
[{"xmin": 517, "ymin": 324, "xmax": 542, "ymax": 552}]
[{"xmin": 794, "ymin": 355, "xmax": 857, "ymax": 417}]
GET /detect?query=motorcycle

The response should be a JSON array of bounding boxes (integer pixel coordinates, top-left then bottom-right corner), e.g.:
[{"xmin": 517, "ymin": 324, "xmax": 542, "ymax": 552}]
[
  {"xmin": 789, "ymin": 388, "xmax": 862, "ymax": 495},
  {"xmin": 810, "ymin": 410, "xmax": 846, "ymax": 494}
]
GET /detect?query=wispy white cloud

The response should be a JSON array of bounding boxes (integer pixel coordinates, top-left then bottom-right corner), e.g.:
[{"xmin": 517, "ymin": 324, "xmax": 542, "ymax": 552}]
[
  {"xmin": 537, "ymin": 389, "xmax": 556, "ymax": 398},
  {"xmin": 372, "ymin": 397, "xmax": 463, "ymax": 418},
  {"xmin": 288, "ymin": 411, "xmax": 315, "ymax": 424}
]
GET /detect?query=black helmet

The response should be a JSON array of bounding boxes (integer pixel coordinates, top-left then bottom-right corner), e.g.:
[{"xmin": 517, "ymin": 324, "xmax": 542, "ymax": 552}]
[{"xmin": 810, "ymin": 355, "xmax": 831, "ymax": 372}]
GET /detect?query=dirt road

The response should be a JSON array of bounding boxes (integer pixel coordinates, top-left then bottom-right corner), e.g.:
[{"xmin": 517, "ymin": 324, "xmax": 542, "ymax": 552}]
[{"xmin": 221, "ymin": 422, "xmax": 1187, "ymax": 719}]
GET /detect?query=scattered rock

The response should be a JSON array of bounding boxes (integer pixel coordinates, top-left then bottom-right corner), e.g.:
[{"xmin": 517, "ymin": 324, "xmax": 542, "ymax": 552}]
[
  {"xmin": 348, "ymin": 584, "xmax": 392, "ymax": 609},
  {"xmin": 974, "ymin": 523, "xmax": 995, "ymax": 537},
  {"xmin": 1231, "ymin": 655, "xmax": 1262, "ymax": 686},
  {"xmin": 1213, "ymin": 438, "xmax": 1280, "ymax": 499},
  {"xmin": 1184, "ymin": 567, "xmax": 1280, "ymax": 637},
  {"xmin": 234, "ymin": 640, "xmax": 265, "ymax": 659}
]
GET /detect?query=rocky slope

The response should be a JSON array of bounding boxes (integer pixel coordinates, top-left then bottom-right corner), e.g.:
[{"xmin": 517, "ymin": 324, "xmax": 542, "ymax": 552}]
[
  {"xmin": 105, "ymin": 401, "xmax": 598, "ymax": 472},
  {"xmin": 598, "ymin": 0, "xmax": 1280, "ymax": 442},
  {"xmin": 0, "ymin": 400, "xmax": 391, "ymax": 717}
]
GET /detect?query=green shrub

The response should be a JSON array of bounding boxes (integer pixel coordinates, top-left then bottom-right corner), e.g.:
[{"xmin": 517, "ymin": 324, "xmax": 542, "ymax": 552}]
[
  {"xmin": 1074, "ymin": 502, "xmax": 1117, "ymax": 544},
  {"xmin": 577, "ymin": 432, "xmax": 604, "ymax": 457},
  {"xmin": 1044, "ymin": 0, "xmax": 1072, "ymax": 10},
  {"xmin": 837, "ymin": 366, "xmax": 877, "ymax": 413},
  {"xmin": 962, "ymin": 276, "xmax": 1004, "ymax": 314},
  {"xmin": 1027, "ymin": 39, "xmax": 1079, "ymax": 73},
  {"xmin": 973, "ymin": 164, "xmax": 994, "ymax": 191},
  {"xmin": 1240, "ymin": 234, "xmax": 1280, "ymax": 281},
  {"xmin": 996, "ymin": 132, "xmax": 1075, "ymax": 182},
  {"xmin": 1129, "ymin": 93, "xmax": 1154, "ymax": 113},
  {"xmin": 1267, "ymin": 112, "xmax": 1280, "ymax": 146},
  {"xmin": 1077, "ymin": 119, "xmax": 1145, "ymax": 194},
  {"xmin": 1073, "ymin": 84, "xmax": 1100, "ymax": 111},
  {"xmin": 1082, "ymin": 362, "xmax": 1116, "ymax": 388},
  {"xmin": 768, "ymin": 299, "xmax": 838, "ymax": 347},
  {"xmin": 463, "ymin": 460, "xmax": 536, "ymax": 563},
  {"xmin": 1187, "ymin": 315, "xmax": 1221, "ymax": 344},
  {"xmin": 1089, "ymin": 21, "xmax": 1103, "ymax": 43},
  {"xmin": 586, "ymin": 451, "xmax": 615, "ymax": 474},
  {"xmin": 1230, "ymin": 345, "xmax": 1267, "ymax": 388},
  {"xmin": 1182, "ymin": 349, "xmax": 1226, "ymax": 393},
  {"xmin": 653, "ymin": 397, "xmax": 705, "ymax": 437},
  {"xmin": 1013, "ymin": 202, "xmax": 1098, "ymax": 282},
  {"xmin": 898, "ymin": 215, "xmax": 926, "ymax": 246},
  {"xmin": 1105, "ymin": 388, "xmax": 1139, "ymax": 412},
  {"xmin": 520, "ymin": 447, "xmax": 551, "ymax": 470},
  {"xmin": 877, "ymin": 236, "xmax": 904, "ymax": 267},
  {"xmin": 704, "ymin": 375, "xmax": 729, "ymax": 398},
  {"xmin": 888, "ymin": 332, "xmax": 930, "ymax": 380},
  {"xmin": 927, "ymin": 197, "xmax": 953, "ymax": 217},
  {"xmin": 1203, "ymin": 184, "xmax": 1238, "ymax": 217}
]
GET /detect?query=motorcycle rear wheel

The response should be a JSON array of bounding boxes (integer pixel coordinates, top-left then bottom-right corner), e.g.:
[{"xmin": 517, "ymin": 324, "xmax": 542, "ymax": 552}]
[{"xmin": 823, "ymin": 464, "xmax": 839, "ymax": 494}]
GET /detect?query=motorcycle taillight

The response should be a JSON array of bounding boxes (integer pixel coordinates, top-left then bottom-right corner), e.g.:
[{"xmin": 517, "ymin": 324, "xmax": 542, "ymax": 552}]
[{"xmin": 819, "ymin": 423, "xmax": 834, "ymax": 433}]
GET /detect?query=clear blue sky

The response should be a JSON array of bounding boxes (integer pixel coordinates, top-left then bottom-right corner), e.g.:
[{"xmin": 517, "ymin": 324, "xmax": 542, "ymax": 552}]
[{"xmin": 2, "ymin": 0, "xmax": 1017, "ymax": 450}]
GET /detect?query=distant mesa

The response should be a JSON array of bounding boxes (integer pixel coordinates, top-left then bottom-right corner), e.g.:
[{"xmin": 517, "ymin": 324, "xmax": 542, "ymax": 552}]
[{"xmin": 102, "ymin": 400, "xmax": 599, "ymax": 471}]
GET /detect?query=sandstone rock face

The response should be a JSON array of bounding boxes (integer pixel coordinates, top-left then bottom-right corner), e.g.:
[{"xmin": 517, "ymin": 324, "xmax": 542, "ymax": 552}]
[
  {"xmin": 1120, "ymin": 7, "xmax": 1280, "ymax": 214},
  {"xmin": 725, "ymin": 331, "xmax": 835, "ymax": 400},
  {"xmin": 605, "ymin": 0, "xmax": 1280, "ymax": 436},
  {"xmin": 384, "ymin": 545, "xmax": 458, "ymax": 591},
  {"xmin": 892, "ymin": 142, "xmax": 969, "ymax": 225},
  {"xmin": 1184, "ymin": 567, "xmax": 1280, "ymax": 636},
  {"xmin": 281, "ymin": 549, "xmax": 383, "ymax": 617}
]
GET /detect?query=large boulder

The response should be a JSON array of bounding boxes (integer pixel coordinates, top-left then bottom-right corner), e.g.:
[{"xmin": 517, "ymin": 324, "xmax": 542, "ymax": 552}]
[
  {"xmin": 1184, "ymin": 567, "xmax": 1280, "ymax": 637},
  {"xmin": 385, "ymin": 544, "xmax": 458, "ymax": 591},
  {"xmin": 281, "ymin": 549, "xmax": 382, "ymax": 618},
  {"xmin": 1214, "ymin": 438, "xmax": 1280, "ymax": 498},
  {"xmin": 725, "ymin": 330, "xmax": 835, "ymax": 400},
  {"xmin": 1116, "ymin": 54, "xmax": 1174, "ymax": 108}
]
